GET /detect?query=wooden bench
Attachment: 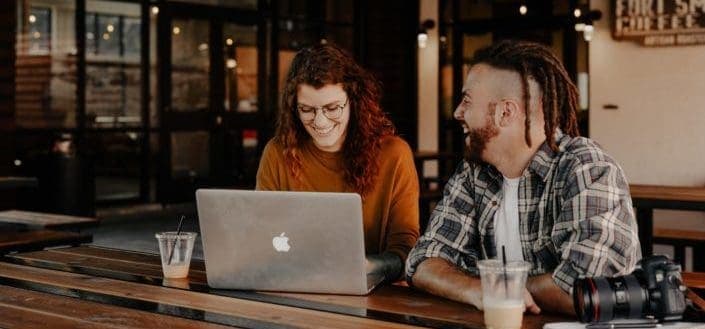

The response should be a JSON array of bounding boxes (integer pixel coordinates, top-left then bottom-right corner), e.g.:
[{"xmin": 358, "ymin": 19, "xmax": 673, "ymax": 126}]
[
  {"xmin": 0, "ymin": 230, "xmax": 92, "ymax": 255},
  {"xmin": 414, "ymin": 151, "xmax": 458, "ymax": 230},
  {"xmin": 630, "ymin": 184, "xmax": 705, "ymax": 271},
  {"xmin": 419, "ymin": 190, "xmax": 443, "ymax": 231},
  {"xmin": 653, "ymin": 228, "xmax": 705, "ymax": 271},
  {"xmin": 0, "ymin": 210, "xmax": 98, "ymax": 231}
]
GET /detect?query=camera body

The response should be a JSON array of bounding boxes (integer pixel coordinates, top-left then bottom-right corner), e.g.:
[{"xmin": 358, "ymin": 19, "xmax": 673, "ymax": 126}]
[
  {"xmin": 638, "ymin": 255, "xmax": 687, "ymax": 320},
  {"xmin": 573, "ymin": 255, "xmax": 687, "ymax": 323}
]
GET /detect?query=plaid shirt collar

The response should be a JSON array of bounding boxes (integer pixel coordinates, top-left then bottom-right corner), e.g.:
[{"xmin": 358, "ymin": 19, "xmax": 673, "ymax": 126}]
[{"xmin": 482, "ymin": 130, "xmax": 566, "ymax": 184}]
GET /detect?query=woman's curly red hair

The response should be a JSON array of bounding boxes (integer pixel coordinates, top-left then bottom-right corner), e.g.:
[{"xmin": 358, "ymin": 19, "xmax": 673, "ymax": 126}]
[{"xmin": 276, "ymin": 43, "xmax": 395, "ymax": 196}]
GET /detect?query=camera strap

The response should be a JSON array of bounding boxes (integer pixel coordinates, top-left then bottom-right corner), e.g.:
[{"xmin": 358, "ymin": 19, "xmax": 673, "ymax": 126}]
[
  {"xmin": 687, "ymin": 289, "xmax": 705, "ymax": 312},
  {"xmin": 683, "ymin": 289, "xmax": 705, "ymax": 323}
]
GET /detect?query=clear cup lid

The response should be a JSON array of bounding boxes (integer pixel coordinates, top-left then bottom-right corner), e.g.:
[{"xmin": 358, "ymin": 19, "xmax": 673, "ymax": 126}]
[
  {"xmin": 477, "ymin": 259, "xmax": 531, "ymax": 272},
  {"xmin": 155, "ymin": 231, "xmax": 198, "ymax": 239}
]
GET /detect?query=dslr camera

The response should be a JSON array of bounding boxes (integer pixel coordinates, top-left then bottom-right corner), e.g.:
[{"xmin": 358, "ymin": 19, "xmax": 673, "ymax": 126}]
[{"xmin": 573, "ymin": 255, "xmax": 687, "ymax": 323}]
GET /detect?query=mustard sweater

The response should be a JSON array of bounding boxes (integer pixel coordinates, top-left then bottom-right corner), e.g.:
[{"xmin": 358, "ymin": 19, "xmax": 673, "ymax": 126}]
[{"xmin": 255, "ymin": 135, "xmax": 420, "ymax": 261}]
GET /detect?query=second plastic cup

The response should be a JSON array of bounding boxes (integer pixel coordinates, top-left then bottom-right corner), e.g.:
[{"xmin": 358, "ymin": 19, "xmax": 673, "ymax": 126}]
[
  {"xmin": 155, "ymin": 231, "xmax": 197, "ymax": 279},
  {"xmin": 477, "ymin": 259, "xmax": 531, "ymax": 329}
]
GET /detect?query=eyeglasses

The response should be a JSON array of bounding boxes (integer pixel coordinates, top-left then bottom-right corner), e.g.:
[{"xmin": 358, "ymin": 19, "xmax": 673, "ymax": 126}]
[{"xmin": 297, "ymin": 98, "xmax": 348, "ymax": 122}]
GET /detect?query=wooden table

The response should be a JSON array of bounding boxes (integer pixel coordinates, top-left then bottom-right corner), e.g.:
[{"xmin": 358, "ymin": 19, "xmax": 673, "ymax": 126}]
[
  {"xmin": 0, "ymin": 176, "xmax": 38, "ymax": 190},
  {"xmin": 0, "ymin": 210, "xmax": 99, "ymax": 231},
  {"xmin": 683, "ymin": 272, "xmax": 705, "ymax": 290},
  {"xmin": 0, "ymin": 230, "xmax": 92, "ymax": 254},
  {"xmin": 0, "ymin": 246, "xmax": 572, "ymax": 328},
  {"xmin": 629, "ymin": 184, "xmax": 705, "ymax": 263}
]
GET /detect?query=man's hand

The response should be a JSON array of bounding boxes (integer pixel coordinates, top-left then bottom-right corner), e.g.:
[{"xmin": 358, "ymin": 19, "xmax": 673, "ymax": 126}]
[
  {"xmin": 525, "ymin": 274, "xmax": 575, "ymax": 315},
  {"xmin": 524, "ymin": 289, "xmax": 541, "ymax": 314}
]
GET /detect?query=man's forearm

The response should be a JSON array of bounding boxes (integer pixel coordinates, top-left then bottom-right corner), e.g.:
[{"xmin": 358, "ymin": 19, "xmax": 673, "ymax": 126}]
[
  {"xmin": 526, "ymin": 274, "xmax": 575, "ymax": 315},
  {"xmin": 411, "ymin": 257, "xmax": 482, "ymax": 308}
]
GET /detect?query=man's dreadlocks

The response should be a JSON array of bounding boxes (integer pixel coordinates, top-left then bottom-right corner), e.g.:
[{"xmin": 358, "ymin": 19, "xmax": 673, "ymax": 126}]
[{"xmin": 470, "ymin": 40, "xmax": 580, "ymax": 151}]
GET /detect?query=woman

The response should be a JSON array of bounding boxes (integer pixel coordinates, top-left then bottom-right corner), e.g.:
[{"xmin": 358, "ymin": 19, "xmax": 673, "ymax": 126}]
[{"xmin": 256, "ymin": 44, "xmax": 419, "ymax": 281}]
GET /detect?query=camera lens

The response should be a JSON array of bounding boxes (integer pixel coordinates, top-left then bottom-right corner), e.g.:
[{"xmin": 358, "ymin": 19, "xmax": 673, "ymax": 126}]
[{"xmin": 573, "ymin": 275, "xmax": 648, "ymax": 322}]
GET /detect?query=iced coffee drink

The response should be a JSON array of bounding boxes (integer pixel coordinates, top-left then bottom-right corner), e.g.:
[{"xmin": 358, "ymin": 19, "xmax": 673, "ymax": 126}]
[{"xmin": 477, "ymin": 259, "xmax": 531, "ymax": 329}]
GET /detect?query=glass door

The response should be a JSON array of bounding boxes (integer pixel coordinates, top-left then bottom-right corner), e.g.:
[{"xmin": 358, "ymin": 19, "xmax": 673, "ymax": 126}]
[{"xmin": 156, "ymin": 3, "xmax": 263, "ymax": 203}]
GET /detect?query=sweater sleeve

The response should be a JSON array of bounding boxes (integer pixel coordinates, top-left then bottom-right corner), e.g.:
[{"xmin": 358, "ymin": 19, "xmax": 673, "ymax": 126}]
[
  {"xmin": 255, "ymin": 141, "xmax": 282, "ymax": 191},
  {"xmin": 383, "ymin": 139, "xmax": 420, "ymax": 263}
]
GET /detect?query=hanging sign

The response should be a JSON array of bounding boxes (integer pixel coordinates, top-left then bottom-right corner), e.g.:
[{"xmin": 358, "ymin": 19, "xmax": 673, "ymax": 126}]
[{"xmin": 613, "ymin": 0, "xmax": 705, "ymax": 46}]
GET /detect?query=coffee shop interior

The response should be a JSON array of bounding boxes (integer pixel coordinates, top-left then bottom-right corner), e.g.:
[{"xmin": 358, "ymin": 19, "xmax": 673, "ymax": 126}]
[{"xmin": 1, "ymin": 0, "xmax": 705, "ymax": 327}]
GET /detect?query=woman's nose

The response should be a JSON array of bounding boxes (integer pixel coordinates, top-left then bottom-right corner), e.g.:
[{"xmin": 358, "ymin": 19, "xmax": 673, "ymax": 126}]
[{"xmin": 313, "ymin": 109, "xmax": 329, "ymax": 125}]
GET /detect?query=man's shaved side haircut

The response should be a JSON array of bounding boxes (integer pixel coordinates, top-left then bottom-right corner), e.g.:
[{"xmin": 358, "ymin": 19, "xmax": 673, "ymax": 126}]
[{"xmin": 470, "ymin": 40, "xmax": 580, "ymax": 151}]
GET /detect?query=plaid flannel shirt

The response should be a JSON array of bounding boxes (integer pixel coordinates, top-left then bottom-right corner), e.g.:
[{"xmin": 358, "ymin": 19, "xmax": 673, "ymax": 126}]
[{"xmin": 406, "ymin": 132, "xmax": 642, "ymax": 293}]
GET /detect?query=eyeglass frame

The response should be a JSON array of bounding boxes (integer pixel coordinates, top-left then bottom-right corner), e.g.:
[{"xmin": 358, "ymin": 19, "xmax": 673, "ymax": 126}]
[{"xmin": 296, "ymin": 98, "xmax": 349, "ymax": 122}]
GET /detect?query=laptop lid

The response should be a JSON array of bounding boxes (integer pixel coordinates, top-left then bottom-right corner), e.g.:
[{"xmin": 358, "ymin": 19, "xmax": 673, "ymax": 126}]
[{"xmin": 196, "ymin": 189, "xmax": 377, "ymax": 295}]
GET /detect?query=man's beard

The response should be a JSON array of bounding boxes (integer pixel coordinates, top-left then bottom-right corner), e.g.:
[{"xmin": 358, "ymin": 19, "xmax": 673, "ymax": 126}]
[{"xmin": 464, "ymin": 117, "xmax": 499, "ymax": 166}]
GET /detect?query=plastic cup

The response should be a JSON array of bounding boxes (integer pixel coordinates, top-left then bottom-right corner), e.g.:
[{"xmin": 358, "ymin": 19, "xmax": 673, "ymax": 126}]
[
  {"xmin": 477, "ymin": 259, "xmax": 531, "ymax": 329},
  {"xmin": 155, "ymin": 231, "xmax": 197, "ymax": 279}
]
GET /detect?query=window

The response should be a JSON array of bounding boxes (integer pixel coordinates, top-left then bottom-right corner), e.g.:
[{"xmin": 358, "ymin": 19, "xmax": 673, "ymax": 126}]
[
  {"xmin": 123, "ymin": 17, "xmax": 140, "ymax": 57},
  {"xmin": 97, "ymin": 14, "xmax": 120, "ymax": 55},
  {"xmin": 27, "ymin": 7, "xmax": 51, "ymax": 54},
  {"xmin": 85, "ymin": 6, "xmax": 142, "ymax": 127},
  {"xmin": 86, "ymin": 12, "xmax": 140, "ymax": 57},
  {"xmin": 16, "ymin": 3, "xmax": 76, "ymax": 128}
]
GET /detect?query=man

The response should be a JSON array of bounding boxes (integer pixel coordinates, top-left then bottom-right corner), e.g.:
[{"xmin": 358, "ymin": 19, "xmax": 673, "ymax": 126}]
[{"xmin": 405, "ymin": 40, "xmax": 641, "ymax": 315}]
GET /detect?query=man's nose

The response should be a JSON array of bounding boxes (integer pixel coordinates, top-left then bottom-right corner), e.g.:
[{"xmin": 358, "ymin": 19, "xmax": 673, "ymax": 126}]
[{"xmin": 453, "ymin": 105, "xmax": 464, "ymax": 121}]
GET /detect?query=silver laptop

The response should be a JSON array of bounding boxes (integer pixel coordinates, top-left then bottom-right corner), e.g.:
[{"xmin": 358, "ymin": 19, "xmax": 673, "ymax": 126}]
[{"xmin": 196, "ymin": 189, "xmax": 384, "ymax": 295}]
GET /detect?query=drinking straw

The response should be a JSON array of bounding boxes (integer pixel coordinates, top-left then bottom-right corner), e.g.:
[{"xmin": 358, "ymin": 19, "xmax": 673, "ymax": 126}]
[
  {"xmin": 501, "ymin": 245, "xmax": 508, "ymax": 298},
  {"xmin": 167, "ymin": 215, "xmax": 186, "ymax": 266}
]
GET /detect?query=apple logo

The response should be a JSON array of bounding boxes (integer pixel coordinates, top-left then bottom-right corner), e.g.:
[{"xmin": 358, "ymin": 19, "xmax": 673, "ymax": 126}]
[{"xmin": 272, "ymin": 232, "xmax": 290, "ymax": 252}]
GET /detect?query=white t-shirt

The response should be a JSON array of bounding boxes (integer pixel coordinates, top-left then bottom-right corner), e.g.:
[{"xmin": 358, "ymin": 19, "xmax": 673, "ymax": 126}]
[{"xmin": 494, "ymin": 176, "xmax": 524, "ymax": 261}]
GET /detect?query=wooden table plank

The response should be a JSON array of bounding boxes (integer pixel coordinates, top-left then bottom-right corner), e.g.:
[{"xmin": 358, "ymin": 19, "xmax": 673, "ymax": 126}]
[
  {"xmin": 13, "ymin": 248, "xmax": 207, "ymax": 282},
  {"xmin": 0, "ymin": 210, "xmax": 99, "ymax": 230},
  {"xmin": 8, "ymin": 247, "xmax": 569, "ymax": 328},
  {"xmin": 683, "ymin": 272, "xmax": 705, "ymax": 290},
  {"xmin": 654, "ymin": 228, "xmax": 705, "ymax": 241},
  {"xmin": 52, "ymin": 245, "xmax": 207, "ymax": 271},
  {"xmin": 0, "ymin": 304, "xmax": 110, "ymax": 329},
  {"xmin": 10, "ymin": 249, "xmax": 469, "ymax": 327},
  {"xmin": 630, "ymin": 184, "xmax": 705, "ymax": 203},
  {"xmin": 0, "ymin": 230, "xmax": 92, "ymax": 254},
  {"xmin": 35, "ymin": 247, "xmax": 705, "ymax": 312},
  {"xmin": 0, "ymin": 262, "xmax": 419, "ymax": 329},
  {"xmin": 0, "ymin": 285, "xmax": 235, "ymax": 329}
]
